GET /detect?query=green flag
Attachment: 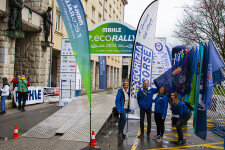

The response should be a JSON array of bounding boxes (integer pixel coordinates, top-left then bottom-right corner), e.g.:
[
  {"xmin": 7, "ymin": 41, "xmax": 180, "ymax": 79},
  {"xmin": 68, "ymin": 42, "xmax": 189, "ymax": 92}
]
[{"xmin": 57, "ymin": 0, "xmax": 91, "ymax": 107}]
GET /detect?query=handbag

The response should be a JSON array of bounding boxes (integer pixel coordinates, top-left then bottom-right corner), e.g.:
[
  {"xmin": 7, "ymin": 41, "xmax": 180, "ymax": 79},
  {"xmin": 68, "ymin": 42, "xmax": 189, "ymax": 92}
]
[{"xmin": 112, "ymin": 107, "xmax": 119, "ymax": 117}]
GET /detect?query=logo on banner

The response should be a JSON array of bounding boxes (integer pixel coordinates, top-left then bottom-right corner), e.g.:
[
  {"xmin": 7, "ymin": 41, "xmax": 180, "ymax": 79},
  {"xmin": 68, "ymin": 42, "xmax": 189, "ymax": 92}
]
[
  {"xmin": 131, "ymin": 42, "xmax": 153, "ymax": 100},
  {"xmin": 155, "ymin": 42, "xmax": 163, "ymax": 52}
]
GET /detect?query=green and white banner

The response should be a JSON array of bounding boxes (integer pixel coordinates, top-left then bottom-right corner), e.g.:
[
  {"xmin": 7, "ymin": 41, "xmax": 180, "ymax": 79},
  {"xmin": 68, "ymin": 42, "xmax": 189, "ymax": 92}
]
[
  {"xmin": 89, "ymin": 20, "xmax": 136, "ymax": 56},
  {"xmin": 57, "ymin": 0, "xmax": 91, "ymax": 106}
]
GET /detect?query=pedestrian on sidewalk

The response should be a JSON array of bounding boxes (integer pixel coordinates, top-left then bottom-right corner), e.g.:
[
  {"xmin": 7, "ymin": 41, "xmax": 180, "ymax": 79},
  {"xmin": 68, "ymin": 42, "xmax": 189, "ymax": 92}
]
[
  {"xmin": 137, "ymin": 80, "xmax": 158, "ymax": 139},
  {"xmin": 116, "ymin": 81, "xmax": 129, "ymax": 139},
  {"xmin": 17, "ymin": 75, "xmax": 30, "ymax": 112},
  {"xmin": 171, "ymin": 91, "xmax": 192, "ymax": 145},
  {"xmin": 0, "ymin": 77, "xmax": 10, "ymax": 114},
  {"xmin": 152, "ymin": 85, "xmax": 168, "ymax": 143},
  {"xmin": 12, "ymin": 74, "xmax": 20, "ymax": 108}
]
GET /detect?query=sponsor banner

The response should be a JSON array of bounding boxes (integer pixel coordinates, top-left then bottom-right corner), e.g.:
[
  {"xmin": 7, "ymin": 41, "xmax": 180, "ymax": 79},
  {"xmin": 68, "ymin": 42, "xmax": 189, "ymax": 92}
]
[
  {"xmin": 60, "ymin": 39, "xmax": 82, "ymax": 99},
  {"xmin": 60, "ymin": 72, "xmax": 81, "ymax": 90},
  {"xmin": 129, "ymin": 0, "xmax": 159, "ymax": 119},
  {"xmin": 154, "ymin": 39, "xmax": 172, "ymax": 71},
  {"xmin": 13, "ymin": 87, "xmax": 44, "ymax": 106},
  {"xmin": 61, "ymin": 56, "xmax": 76, "ymax": 73},
  {"xmin": 99, "ymin": 56, "xmax": 107, "ymax": 89},
  {"xmin": 89, "ymin": 20, "xmax": 136, "ymax": 56},
  {"xmin": 44, "ymin": 87, "xmax": 59, "ymax": 102}
]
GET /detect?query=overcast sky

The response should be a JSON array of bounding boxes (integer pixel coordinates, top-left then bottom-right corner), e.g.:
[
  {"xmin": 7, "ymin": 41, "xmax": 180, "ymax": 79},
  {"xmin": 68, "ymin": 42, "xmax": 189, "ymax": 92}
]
[{"xmin": 124, "ymin": 0, "xmax": 194, "ymax": 49}]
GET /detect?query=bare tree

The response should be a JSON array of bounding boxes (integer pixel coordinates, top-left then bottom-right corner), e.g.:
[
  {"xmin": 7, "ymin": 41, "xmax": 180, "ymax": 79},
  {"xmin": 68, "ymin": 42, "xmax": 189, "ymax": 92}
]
[{"xmin": 174, "ymin": 0, "xmax": 225, "ymax": 59}]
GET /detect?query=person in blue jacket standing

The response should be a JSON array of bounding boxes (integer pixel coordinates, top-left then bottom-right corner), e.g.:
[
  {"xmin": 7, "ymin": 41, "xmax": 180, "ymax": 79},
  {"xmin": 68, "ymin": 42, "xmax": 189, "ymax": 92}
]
[
  {"xmin": 171, "ymin": 91, "xmax": 192, "ymax": 145},
  {"xmin": 137, "ymin": 80, "xmax": 158, "ymax": 139},
  {"xmin": 116, "ymin": 82, "xmax": 129, "ymax": 139},
  {"xmin": 153, "ymin": 85, "xmax": 168, "ymax": 142}
]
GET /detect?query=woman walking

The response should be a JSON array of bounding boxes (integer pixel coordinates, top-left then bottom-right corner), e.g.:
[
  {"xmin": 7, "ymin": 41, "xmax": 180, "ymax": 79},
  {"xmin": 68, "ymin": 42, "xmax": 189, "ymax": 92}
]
[
  {"xmin": 115, "ymin": 82, "xmax": 129, "ymax": 139},
  {"xmin": 171, "ymin": 91, "xmax": 192, "ymax": 145},
  {"xmin": 153, "ymin": 86, "xmax": 168, "ymax": 143},
  {"xmin": 0, "ymin": 77, "xmax": 10, "ymax": 114}
]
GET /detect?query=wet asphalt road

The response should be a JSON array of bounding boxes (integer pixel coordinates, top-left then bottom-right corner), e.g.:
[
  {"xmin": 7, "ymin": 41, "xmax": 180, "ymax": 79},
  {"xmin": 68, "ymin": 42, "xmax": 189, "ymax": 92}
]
[
  {"xmin": 0, "ymin": 103, "xmax": 224, "ymax": 150},
  {"xmin": 96, "ymin": 111, "xmax": 224, "ymax": 150},
  {"xmin": 0, "ymin": 104, "xmax": 59, "ymax": 139}
]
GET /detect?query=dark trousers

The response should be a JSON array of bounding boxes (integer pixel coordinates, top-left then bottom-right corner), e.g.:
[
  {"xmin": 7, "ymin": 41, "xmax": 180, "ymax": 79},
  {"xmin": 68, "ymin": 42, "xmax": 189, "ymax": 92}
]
[
  {"xmin": 140, "ymin": 109, "xmax": 152, "ymax": 134},
  {"xmin": 176, "ymin": 111, "xmax": 192, "ymax": 141},
  {"xmin": 18, "ymin": 92, "xmax": 28, "ymax": 109},
  {"xmin": 118, "ymin": 109, "xmax": 127, "ymax": 134},
  {"xmin": 154, "ymin": 113, "xmax": 165, "ymax": 137}
]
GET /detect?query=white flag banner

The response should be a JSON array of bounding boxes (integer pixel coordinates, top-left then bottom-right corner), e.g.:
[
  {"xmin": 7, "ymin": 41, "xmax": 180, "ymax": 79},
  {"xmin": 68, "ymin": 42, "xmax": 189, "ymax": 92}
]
[
  {"xmin": 129, "ymin": 0, "xmax": 159, "ymax": 119},
  {"xmin": 154, "ymin": 38, "xmax": 172, "ymax": 72}
]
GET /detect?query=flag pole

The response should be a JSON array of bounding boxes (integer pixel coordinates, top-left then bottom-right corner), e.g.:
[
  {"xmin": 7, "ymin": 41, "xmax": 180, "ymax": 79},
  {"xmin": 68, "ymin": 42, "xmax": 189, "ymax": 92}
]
[{"xmin": 127, "ymin": 0, "xmax": 159, "ymax": 134}]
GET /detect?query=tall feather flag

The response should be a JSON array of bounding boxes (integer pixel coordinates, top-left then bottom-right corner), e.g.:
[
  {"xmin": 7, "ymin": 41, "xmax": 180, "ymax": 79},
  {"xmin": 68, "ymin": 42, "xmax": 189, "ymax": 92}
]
[
  {"xmin": 56, "ymin": 0, "xmax": 91, "ymax": 106},
  {"xmin": 129, "ymin": 0, "xmax": 159, "ymax": 119}
]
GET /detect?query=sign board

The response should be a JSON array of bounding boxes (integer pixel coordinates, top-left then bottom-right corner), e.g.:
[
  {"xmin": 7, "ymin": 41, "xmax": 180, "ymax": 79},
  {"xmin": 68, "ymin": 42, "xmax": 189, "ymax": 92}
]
[
  {"xmin": 60, "ymin": 39, "xmax": 82, "ymax": 99},
  {"xmin": 13, "ymin": 87, "xmax": 44, "ymax": 106},
  {"xmin": 44, "ymin": 87, "xmax": 59, "ymax": 102},
  {"xmin": 89, "ymin": 20, "xmax": 136, "ymax": 56}
]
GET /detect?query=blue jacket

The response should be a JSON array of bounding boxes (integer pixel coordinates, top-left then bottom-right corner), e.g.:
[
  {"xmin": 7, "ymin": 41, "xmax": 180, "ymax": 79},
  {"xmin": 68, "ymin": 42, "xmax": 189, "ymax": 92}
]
[
  {"xmin": 172, "ymin": 101, "xmax": 190, "ymax": 120},
  {"xmin": 137, "ymin": 88, "xmax": 158, "ymax": 109},
  {"xmin": 115, "ymin": 89, "xmax": 126, "ymax": 113},
  {"xmin": 154, "ymin": 94, "xmax": 168, "ymax": 117}
]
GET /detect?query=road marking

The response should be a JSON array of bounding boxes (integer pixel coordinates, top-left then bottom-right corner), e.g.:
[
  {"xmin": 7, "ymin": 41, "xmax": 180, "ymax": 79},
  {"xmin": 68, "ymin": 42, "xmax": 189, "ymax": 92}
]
[
  {"xmin": 146, "ymin": 142, "xmax": 224, "ymax": 150},
  {"xmin": 131, "ymin": 128, "xmax": 141, "ymax": 150}
]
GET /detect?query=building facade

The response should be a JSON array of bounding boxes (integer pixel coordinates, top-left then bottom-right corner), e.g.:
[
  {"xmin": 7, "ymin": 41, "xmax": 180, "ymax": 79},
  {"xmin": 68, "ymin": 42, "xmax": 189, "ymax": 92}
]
[{"xmin": 0, "ymin": 0, "xmax": 127, "ymax": 92}]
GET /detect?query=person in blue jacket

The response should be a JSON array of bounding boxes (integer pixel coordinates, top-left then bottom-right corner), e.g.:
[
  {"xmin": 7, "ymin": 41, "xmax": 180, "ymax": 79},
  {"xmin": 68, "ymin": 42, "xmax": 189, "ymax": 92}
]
[
  {"xmin": 152, "ymin": 85, "xmax": 168, "ymax": 142},
  {"xmin": 171, "ymin": 91, "xmax": 192, "ymax": 145},
  {"xmin": 137, "ymin": 80, "xmax": 158, "ymax": 139},
  {"xmin": 116, "ymin": 82, "xmax": 129, "ymax": 139}
]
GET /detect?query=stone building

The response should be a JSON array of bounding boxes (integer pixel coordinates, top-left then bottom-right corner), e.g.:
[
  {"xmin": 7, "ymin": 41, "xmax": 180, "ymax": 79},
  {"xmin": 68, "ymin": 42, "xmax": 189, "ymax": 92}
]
[{"xmin": 0, "ymin": 0, "xmax": 127, "ymax": 91}]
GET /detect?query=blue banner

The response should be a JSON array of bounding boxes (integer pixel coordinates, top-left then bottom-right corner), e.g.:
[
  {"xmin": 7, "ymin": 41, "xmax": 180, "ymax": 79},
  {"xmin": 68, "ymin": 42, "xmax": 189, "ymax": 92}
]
[{"xmin": 99, "ymin": 56, "xmax": 107, "ymax": 89}]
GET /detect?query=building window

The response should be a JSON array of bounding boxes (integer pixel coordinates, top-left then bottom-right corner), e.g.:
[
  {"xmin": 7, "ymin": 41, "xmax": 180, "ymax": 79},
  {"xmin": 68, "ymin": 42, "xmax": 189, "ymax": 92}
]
[
  {"xmin": 113, "ymin": 10, "xmax": 115, "ymax": 19},
  {"xmin": 116, "ymin": 15, "xmax": 118, "ymax": 20},
  {"xmin": 56, "ymin": 12, "xmax": 61, "ymax": 32},
  {"xmin": 92, "ymin": 6, "xmax": 95, "ymax": 21},
  {"xmin": 98, "ymin": 13, "xmax": 102, "ymax": 22}
]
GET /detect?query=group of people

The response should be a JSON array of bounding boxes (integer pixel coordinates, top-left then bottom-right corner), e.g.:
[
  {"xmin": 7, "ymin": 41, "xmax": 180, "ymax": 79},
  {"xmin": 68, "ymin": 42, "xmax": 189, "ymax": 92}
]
[
  {"xmin": 0, "ymin": 75, "xmax": 30, "ymax": 114},
  {"xmin": 115, "ymin": 80, "xmax": 192, "ymax": 145}
]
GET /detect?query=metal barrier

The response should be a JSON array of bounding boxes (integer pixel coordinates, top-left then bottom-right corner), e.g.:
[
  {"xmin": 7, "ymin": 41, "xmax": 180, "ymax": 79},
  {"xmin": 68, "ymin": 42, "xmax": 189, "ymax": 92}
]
[{"xmin": 208, "ymin": 71, "xmax": 225, "ymax": 138}]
